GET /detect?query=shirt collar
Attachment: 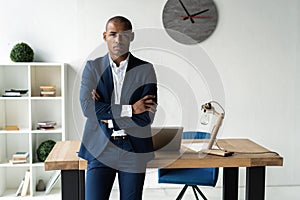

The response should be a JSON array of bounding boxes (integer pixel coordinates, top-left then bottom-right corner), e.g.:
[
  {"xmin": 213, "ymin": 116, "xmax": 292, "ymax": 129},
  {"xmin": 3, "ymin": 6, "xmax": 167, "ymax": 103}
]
[{"xmin": 109, "ymin": 53, "xmax": 130, "ymax": 72}]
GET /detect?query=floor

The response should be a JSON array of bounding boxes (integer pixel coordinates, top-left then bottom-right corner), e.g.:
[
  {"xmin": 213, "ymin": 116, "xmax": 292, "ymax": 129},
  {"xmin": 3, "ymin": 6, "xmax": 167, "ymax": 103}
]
[{"xmin": 0, "ymin": 186, "xmax": 299, "ymax": 200}]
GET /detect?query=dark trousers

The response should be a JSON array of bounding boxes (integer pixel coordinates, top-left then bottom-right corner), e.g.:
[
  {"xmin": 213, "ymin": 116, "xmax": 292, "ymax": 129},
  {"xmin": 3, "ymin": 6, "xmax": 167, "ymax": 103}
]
[{"xmin": 86, "ymin": 138, "xmax": 146, "ymax": 200}]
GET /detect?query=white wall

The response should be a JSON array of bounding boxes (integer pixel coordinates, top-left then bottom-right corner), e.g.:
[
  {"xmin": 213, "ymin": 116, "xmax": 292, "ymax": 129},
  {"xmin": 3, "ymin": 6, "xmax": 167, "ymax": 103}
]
[{"xmin": 0, "ymin": 0, "xmax": 299, "ymax": 187}]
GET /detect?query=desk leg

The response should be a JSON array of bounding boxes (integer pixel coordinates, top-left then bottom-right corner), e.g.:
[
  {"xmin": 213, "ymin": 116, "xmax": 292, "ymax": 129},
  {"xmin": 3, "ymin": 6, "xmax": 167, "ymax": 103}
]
[
  {"xmin": 246, "ymin": 166, "xmax": 265, "ymax": 200},
  {"xmin": 61, "ymin": 170, "xmax": 85, "ymax": 200},
  {"xmin": 223, "ymin": 167, "xmax": 239, "ymax": 200}
]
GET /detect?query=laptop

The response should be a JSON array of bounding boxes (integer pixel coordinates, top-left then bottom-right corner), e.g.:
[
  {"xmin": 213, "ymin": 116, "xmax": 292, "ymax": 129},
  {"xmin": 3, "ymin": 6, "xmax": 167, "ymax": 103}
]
[{"xmin": 151, "ymin": 126, "xmax": 183, "ymax": 152}]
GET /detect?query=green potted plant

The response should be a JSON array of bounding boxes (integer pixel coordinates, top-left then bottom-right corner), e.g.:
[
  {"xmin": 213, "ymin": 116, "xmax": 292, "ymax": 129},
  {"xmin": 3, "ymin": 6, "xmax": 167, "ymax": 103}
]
[
  {"xmin": 10, "ymin": 42, "xmax": 34, "ymax": 62},
  {"xmin": 36, "ymin": 140, "xmax": 56, "ymax": 162}
]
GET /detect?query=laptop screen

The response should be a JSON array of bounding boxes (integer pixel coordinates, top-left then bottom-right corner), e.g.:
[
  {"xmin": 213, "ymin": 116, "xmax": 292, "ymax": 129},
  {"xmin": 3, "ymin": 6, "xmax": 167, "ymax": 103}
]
[{"xmin": 151, "ymin": 127, "xmax": 184, "ymax": 151}]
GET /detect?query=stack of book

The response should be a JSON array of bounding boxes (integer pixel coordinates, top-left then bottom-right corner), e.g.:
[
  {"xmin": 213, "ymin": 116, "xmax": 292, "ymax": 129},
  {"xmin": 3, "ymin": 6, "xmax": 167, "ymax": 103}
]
[
  {"xmin": 37, "ymin": 121, "xmax": 56, "ymax": 130},
  {"xmin": 2, "ymin": 89, "xmax": 28, "ymax": 97},
  {"xmin": 9, "ymin": 152, "xmax": 29, "ymax": 164},
  {"xmin": 40, "ymin": 85, "xmax": 56, "ymax": 97}
]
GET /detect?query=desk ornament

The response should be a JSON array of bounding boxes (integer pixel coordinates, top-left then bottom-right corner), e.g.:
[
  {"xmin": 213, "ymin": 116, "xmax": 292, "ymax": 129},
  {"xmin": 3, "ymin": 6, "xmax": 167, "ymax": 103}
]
[{"xmin": 200, "ymin": 101, "xmax": 232, "ymax": 156}]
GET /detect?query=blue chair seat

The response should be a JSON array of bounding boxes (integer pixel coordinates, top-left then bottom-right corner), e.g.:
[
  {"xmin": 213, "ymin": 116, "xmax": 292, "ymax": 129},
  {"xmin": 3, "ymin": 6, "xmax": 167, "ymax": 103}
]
[{"xmin": 159, "ymin": 168, "xmax": 218, "ymax": 186}]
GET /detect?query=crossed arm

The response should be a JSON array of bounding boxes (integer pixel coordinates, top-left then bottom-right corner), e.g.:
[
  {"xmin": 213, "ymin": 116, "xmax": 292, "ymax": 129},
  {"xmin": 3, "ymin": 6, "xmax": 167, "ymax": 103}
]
[
  {"xmin": 92, "ymin": 88, "xmax": 157, "ymax": 129},
  {"xmin": 92, "ymin": 89, "xmax": 156, "ymax": 116},
  {"xmin": 80, "ymin": 60, "xmax": 157, "ymax": 130}
]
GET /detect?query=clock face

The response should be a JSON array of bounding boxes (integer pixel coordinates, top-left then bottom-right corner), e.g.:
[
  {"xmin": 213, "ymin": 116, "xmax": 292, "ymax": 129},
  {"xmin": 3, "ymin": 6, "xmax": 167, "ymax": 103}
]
[{"xmin": 162, "ymin": 0, "xmax": 218, "ymax": 44}]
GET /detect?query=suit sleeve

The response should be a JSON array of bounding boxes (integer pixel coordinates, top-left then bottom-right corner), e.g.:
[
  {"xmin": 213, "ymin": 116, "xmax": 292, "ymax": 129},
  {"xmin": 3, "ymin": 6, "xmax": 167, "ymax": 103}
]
[
  {"xmin": 80, "ymin": 61, "xmax": 98, "ymax": 119},
  {"xmin": 80, "ymin": 61, "xmax": 114, "ymax": 121}
]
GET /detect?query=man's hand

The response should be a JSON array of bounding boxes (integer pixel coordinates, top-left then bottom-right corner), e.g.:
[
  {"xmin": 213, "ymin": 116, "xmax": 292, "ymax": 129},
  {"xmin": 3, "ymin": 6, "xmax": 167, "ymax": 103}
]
[
  {"xmin": 91, "ymin": 89, "xmax": 101, "ymax": 101},
  {"xmin": 132, "ymin": 95, "xmax": 157, "ymax": 114}
]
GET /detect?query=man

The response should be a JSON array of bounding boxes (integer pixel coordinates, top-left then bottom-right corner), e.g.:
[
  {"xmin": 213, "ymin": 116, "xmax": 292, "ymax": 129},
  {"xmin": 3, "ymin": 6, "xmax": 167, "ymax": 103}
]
[{"xmin": 78, "ymin": 16, "xmax": 157, "ymax": 200}]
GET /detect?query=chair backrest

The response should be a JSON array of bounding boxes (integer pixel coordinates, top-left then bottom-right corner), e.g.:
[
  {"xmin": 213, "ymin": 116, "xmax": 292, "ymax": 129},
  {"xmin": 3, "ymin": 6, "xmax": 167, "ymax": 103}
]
[
  {"xmin": 182, "ymin": 131, "xmax": 210, "ymax": 140},
  {"xmin": 182, "ymin": 131, "xmax": 218, "ymax": 186}
]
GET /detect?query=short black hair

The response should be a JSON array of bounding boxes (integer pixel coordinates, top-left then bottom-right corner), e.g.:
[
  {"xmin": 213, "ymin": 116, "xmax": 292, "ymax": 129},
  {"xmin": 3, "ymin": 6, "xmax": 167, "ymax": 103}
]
[{"xmin": 106, "ymin": 16, "xmax": 133, "ymax": 31}]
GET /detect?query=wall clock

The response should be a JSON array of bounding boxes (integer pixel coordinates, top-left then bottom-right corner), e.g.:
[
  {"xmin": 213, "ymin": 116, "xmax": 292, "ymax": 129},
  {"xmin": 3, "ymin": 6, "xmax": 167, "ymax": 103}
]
[{"xmin": 162, "ymin": 0, "xmax": 218, "ymax": 44}]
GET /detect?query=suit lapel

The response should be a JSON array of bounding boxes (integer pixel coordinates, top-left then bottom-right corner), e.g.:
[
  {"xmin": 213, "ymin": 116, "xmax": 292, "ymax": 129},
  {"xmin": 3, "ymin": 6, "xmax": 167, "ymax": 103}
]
[
  {"xmin": 101, "ymin": 53, "xmax": 138, "ymax": 104},
  {"xmin": 99, "ymin": 54, "xmax": 114, "ymax": 102},
  {"xmin": 121, "ymin": 54, "xmax": 138, "ymax": 104},
  {"xmin": 126, "ymin": 54, "xmax": 136, "ymax": 72}
]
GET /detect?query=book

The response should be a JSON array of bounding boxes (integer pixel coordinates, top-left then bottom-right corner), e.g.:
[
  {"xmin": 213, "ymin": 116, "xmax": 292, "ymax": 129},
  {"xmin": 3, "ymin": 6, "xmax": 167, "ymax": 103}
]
[
  {"xmin": 10, "ymin": 89, "xmax": 28, "ymax": 94},
  {"xmin": 45, "ymin": 171, "xmax": 60, "ymax": 194},
  {"xmin": 40, "ymin": 94, "xmax": 56, "ymax": 97},
  {"xmin": 37, "ymin": 121, "xmax": 56, "ymax": 126},
  {"xmin": 9, "ymin": 159, "xmax": 27, "ymax": 164},
  {"xmin": 12, "ymin": 157, "xmax": 28, "ymax": 161},
  {"xmin": 40, "ymin": 85, "xmax": 56, "ymax": 91},
  {"xmin": 37, "ymin": 121, "xmax": 56, "ymax": 130},
  {"xmin": 5, "ymin": 125, "xmax": 19, "ymax": 130},
  {"xmin": 13, "ymin": 152, "xmax": 29, "ymax": 158},
  {"xmin": 2, "ymin": 92, "xmax": 21, "ymax": 97},
  {"xmin": 40, "ymin": 91, "xmax": 56, "ymax": 97},
  {"xmin": 37, "ymin": 126, "xmax": 56, "ymax": 131},
  {"xmin": 40, "ymin": 91, "xmax": 55, "ymax": 95},
  {"xmin": 21, "ymin": 170, "xmax": 30, "ymax": 196},
  {"xmin": 15, "ymin": 178, "xmax": 24, "ymax": 196}
]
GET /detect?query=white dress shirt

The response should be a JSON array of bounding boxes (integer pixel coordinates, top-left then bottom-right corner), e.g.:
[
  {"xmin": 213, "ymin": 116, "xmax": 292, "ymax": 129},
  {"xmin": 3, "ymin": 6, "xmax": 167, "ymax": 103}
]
[{"xmin": 108, "ymin": 54, "xmax": 132, "ymax": 136}]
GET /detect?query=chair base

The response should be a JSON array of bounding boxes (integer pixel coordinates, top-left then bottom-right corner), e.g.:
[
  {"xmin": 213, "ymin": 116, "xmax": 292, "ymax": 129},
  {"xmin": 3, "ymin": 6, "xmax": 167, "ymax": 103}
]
[{"xmin": 176, "ymin": 185, "xmax": 208, "ymax": 200}]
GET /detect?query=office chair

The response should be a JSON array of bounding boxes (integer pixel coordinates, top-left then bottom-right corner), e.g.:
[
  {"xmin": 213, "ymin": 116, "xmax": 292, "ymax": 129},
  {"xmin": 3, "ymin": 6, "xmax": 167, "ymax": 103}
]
[{"xmin": 158, "ymin": 131, "xmax": 219, "ymax": 200}]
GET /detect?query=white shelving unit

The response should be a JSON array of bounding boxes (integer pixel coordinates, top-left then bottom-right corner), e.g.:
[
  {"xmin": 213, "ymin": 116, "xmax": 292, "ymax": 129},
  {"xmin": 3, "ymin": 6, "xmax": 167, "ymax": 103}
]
[{"xmin": 0, "ymin": 63, "xmax": 66, "ymax": 197}]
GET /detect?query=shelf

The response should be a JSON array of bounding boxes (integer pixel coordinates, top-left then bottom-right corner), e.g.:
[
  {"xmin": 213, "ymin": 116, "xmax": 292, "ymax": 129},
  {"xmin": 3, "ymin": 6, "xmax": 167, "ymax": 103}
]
[
  {"xmin": 0, "ymin": 163, "xmax": 30, "ymax": 167},
  {"xmin": 0, "ymin": 129, "xmax": 62, "ymax": 134},
  {"xmin": 0, "ymin": 96, "xmax": 29, "ymax": 100},
  {"xmin": 0, "ymin": 129, "xmax": 30, "ymax": 134},
  {"xmin": 0, "ymin": 65, "xmax": 29, "ymax": 97},
  {"xmin": 31, "ymin": 134, "xmax": 62, "ymax": 164},
  {"xmin": 31, "ymin": 128, "xmax": 63, "ymax": 134},
  {"xmin": 0, "ymin": 63, "xmax": 66, "ymax": 197},
  {"xmin": 34, "ymin": 188, "xmax": 61, "ymax": 196},
  {"xmin": 0, "ymin": 62, "xmax": 64, "ymax": 66},
  {"xmin": 0, "ymin": 189, "xmax": 22, "ymax": 197},
  {"xmin": 0, "ymin": 133, "xmax": 29, "ymax": 165},
  {"xmin": 0, "ymin": 99, "xmax": 29, "ymax": 130},
  {"xmin": 32, "ymin": 162, "xmax": 44, "ymax": 167},
  {"xmin": 30, "ymin": 65, "xmax": 62, "ymax": 97},
  {"xmin": 31, "ymin": 168, "xmax": 61, "ymax": 196},
  {"xmin": 0, "ymin": 96, "xmax": 62, "ymax": 100},
  {"xmin": 0, "ymin": 166, "xmax": 30, "ymax": 196},
  {"xmin": 31, "ymin": 96, "xmax": 62, "ymax": 100}
]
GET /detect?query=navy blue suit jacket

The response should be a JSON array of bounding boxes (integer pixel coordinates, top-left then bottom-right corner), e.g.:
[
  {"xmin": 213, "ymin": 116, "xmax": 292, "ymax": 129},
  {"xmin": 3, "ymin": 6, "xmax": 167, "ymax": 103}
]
[{"xmin": 78, "ymin": 53, "xmax": 157, "ymax": 162}]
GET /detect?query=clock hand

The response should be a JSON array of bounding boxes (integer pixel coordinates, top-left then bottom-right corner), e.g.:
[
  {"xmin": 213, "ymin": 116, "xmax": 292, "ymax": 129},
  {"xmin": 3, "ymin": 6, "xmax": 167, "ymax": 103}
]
[
  {"xmin": 183, "ymin": 9, "xmax": 210, "ymax": 20},
  {"xmin": 178, "ymin": 0, "xmax": 195, "ymax": 23},
  {"xmin": 181, "ymin": 16, "xmax": 212, "ymax": 19}
]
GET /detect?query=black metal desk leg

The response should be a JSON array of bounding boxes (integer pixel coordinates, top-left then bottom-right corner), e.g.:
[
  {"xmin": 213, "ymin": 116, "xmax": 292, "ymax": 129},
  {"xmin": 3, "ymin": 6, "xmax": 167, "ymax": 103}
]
[
  {"xmin": 223, "ymin": 167, "xmax": 239, "ymax": 200},
  {"xmin": 246, "ymin": 166, "xmax": 266, "ymax": 200},
  {"xmin": 61, "ymin": 170, "xmax": 85, "ymax": 200}
]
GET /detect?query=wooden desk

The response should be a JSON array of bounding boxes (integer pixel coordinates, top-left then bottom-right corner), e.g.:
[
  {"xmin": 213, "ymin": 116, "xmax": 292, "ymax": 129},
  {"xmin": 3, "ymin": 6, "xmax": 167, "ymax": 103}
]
[{"xmin": 45, "ymin": 139, "xmax": 283, "ymax": 200}]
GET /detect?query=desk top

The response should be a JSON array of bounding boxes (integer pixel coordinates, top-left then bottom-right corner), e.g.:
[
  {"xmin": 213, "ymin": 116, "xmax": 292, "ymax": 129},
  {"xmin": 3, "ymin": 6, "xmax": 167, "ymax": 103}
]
[{"xmin": 45, "ymin": 139, "xmax": 283, "ymax": 171}]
